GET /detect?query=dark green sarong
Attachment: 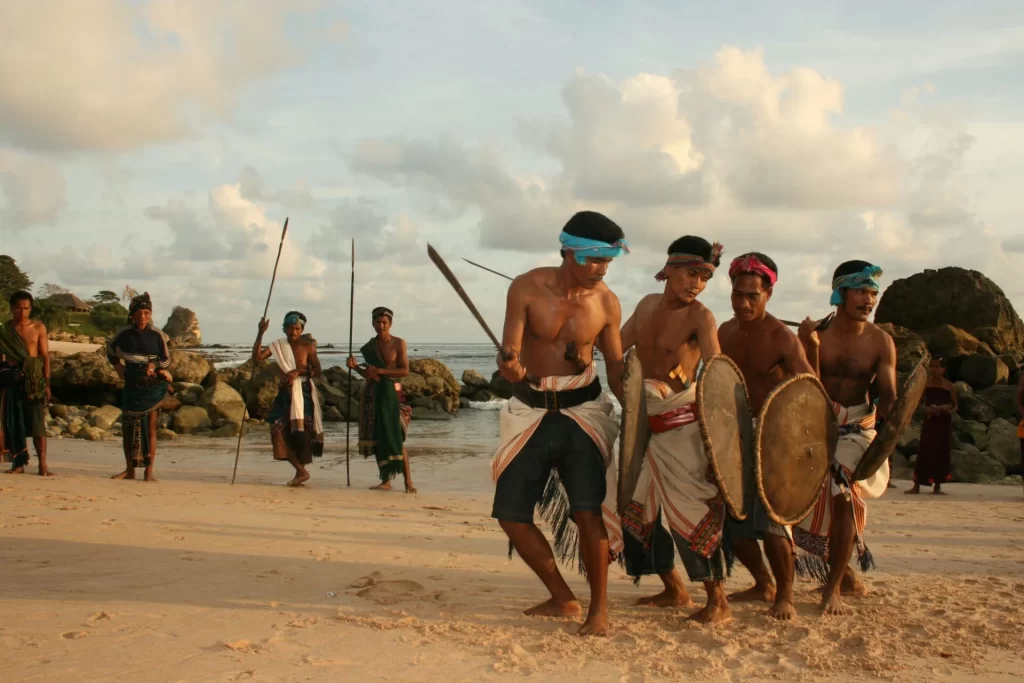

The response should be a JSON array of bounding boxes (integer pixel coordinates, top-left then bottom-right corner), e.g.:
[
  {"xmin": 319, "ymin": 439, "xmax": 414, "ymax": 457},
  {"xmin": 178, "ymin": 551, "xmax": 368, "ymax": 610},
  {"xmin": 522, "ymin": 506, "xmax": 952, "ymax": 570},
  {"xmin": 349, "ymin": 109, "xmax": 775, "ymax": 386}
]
[
  {"xmin": 356, "ymin": 339, "xmax": 409, "ymax": 483},
  {"xmin": 0, "ymin": 322, "xmax": 45, "ymax": 468},
  {"xmin": 121, "ymin": 363, "xmax": 168, "ymax": 468}
]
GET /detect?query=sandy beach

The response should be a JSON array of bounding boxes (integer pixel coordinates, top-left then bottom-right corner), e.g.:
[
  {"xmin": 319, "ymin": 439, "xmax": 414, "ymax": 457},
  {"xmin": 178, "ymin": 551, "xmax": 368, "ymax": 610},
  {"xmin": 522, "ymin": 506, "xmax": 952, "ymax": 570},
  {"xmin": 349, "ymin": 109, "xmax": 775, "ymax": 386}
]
[{"xmin": 1, "ymin": 436, "xmax": 1022, "ymax": 683}]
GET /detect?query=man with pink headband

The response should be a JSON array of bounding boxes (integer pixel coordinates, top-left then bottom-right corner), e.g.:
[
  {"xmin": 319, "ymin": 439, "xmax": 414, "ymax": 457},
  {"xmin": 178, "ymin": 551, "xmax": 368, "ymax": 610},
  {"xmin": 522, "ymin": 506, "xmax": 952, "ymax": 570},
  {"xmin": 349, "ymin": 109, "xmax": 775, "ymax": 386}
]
[{"xmin": 718, "ymin": 252, "xmax": 815, "ymax": 621}]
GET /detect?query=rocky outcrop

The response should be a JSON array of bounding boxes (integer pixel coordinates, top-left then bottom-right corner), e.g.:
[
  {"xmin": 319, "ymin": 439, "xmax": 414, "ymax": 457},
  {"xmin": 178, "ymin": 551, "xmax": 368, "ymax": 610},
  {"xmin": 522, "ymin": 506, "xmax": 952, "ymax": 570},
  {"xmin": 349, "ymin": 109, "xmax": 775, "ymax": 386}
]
[
  {"xmin": 163, "ymin": 306, "xmax": 202, "ymax": 348},
  {"xmin": 199, "ymin": 382, "xmax": 247, "ymax": 425},
  {"xmin": 875, "ymin": 267, "xmax": 1024, "ymax": 355}
]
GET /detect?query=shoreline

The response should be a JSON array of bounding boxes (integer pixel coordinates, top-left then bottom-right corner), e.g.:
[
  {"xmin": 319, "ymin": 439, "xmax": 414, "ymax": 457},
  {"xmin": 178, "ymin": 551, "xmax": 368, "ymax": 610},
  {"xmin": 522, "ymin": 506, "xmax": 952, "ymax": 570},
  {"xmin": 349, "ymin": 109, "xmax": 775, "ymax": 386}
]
[{"xmin": 2, "ymin": 438, "xmax": 1023, "ymax": 682}]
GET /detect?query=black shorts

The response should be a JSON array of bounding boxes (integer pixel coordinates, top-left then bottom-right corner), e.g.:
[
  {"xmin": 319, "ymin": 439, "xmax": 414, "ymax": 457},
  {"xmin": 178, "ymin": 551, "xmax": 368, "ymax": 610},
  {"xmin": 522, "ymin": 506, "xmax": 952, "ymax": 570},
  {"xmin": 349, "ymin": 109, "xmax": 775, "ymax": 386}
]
[{"xmin": 491, "ymin": 411, "xmax": 606, "ymax": 523}]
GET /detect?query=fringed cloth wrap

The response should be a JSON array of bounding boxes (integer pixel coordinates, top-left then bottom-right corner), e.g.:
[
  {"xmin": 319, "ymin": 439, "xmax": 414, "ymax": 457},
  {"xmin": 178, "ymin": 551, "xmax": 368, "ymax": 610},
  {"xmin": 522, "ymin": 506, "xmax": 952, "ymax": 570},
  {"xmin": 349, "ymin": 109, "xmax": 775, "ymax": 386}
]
[
  {"xmin": 267, "ymin": 339, "xmax": 324, "ymax": 460},
  {"xmin": 793, "ymin": 402, "xmax": 889, "ymax": 582},
  {"xmin": 621, "ymin": 379, "xmax": 727, "ymax": 560},
  {"xmin": 492, "ymin": 364, "xmax": 623, "ymax": 572},
  {"xmin": 120, "ymin": 363, "xmax": 169, "ymax": 468}
]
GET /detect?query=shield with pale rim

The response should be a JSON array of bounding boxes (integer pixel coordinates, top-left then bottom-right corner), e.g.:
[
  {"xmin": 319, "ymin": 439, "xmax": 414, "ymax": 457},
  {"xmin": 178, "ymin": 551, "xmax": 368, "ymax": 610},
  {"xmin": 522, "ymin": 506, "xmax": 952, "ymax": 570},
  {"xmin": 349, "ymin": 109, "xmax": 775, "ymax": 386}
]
[
  {"xmin": 695, "ymin": 354, "xmax": 754, "ymax": 520},
  {"xmin": 754, "ymin": 373, "xmax": 836, "ymax": 526},
  {"xmin": 852, "ymin": 355, "xmax": 930, "ymax": 482},
  {"xmin": 617, "ymin": 348, "xmax": 650, "ymax": 515}
]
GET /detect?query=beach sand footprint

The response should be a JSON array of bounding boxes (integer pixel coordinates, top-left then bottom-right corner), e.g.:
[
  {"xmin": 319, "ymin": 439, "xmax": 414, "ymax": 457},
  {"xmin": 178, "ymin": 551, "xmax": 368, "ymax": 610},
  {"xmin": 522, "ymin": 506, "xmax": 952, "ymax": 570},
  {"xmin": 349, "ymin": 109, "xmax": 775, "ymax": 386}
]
[{"xmin": 350, "ymin": 572, "xmax": 427, "ymax": 606}]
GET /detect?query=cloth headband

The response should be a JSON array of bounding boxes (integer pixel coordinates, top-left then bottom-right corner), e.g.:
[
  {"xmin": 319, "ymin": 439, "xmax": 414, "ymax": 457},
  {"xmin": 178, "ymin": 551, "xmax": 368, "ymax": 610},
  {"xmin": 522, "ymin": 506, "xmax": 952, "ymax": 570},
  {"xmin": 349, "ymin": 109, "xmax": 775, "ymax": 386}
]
[
  {"xmin": 559, "ymin": 231, "xmax": 630, "ymax": 265},
  {"xmin": 372, "ymin": 307, "xmax": 393, "ymax": 321},
  {"xmin": 654, "ymin": 242, "xmax": 724, "ymax": 282},
  {"xmin": 283, "ymin": 312, "xmax": 306, "ymax": 329},
  {"xmin": 127, "ymin": 292, "xmax": 153, "ymax": 323},
  {"xmin": 830, "ymin": 266, "xmax": 882, "ymax": 306},
  {"xmin": 728, "ymin": 255, "xmax": 777, "ymax": 287}
]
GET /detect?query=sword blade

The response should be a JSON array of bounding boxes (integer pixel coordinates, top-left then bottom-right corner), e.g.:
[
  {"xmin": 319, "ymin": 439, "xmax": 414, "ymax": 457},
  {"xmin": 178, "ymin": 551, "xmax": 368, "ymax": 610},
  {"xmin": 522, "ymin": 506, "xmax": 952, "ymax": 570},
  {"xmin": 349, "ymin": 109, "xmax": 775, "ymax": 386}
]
[{"xmin": 427, "ymin": 244, "xmax": 504, "ymax": 350}]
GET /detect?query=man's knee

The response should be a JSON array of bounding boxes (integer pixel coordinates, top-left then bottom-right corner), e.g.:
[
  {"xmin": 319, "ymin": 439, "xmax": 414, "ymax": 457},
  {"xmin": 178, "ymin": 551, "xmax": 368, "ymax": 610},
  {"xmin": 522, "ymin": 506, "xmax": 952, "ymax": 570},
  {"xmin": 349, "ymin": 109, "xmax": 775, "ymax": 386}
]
[
  {"xmin": 498, "ymin": 519, "xmax": 535, "ymax": 536},
  {"xmin": 571, "ymin": 509, "xmax": 606, "ymax": 532}
]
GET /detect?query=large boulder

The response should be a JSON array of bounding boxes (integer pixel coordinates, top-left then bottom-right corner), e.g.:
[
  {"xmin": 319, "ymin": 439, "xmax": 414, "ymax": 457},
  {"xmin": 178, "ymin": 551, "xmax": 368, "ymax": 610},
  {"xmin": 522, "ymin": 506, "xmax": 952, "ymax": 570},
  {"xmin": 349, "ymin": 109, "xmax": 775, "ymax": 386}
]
[
  {"xmin": 462, "ymin": 369, "xmax": 489, "ymax": 388},
  {"xmin": 172, "ymin": 406, "xmax": 213, "ymax": 434},
  {"xmin": 986, "ymin": 418, "xmax": 1021, "ymax": 468},
  {"xmin": 89, "ymin": 406, "xmax": 122, "ymax": 431},
  {"xmin": 874, "ymin": 267, "xmax": 1024, "ymax": 355},
  {"xmin": 166, "ymin": 351, "xmax": 215, "ymax": 385},
  {"xmin": 49, "ymin": 348, "xmax": 123, "ymax": 406},
  {"xmin": 927, "ymin": 325, "xmax": 994, "ymax": 358},
  {"xmin": 951, "ymin": 445, "xmax": 1006, "ymax": 483},
  {"xmin": 958, "ymin": 355, "xmax": 1009, "ymax": 390},
  {"xmin": 162, "ymin": 306, "xmax": 202, "ymax": 348},
  {"xmin": 979, "ymin": 385, "xmax": 1020, "ymax": 420},
  {"xmin": 953, "ymin": 417, "xmax": 989, "ymax": 451},
  {"xmin": 199, "ymin": 382, "xmax": 247, "ymax": 425},
  {"xmin": 957, "ymin": 390, "xmax": 996, "ymax": 424}
]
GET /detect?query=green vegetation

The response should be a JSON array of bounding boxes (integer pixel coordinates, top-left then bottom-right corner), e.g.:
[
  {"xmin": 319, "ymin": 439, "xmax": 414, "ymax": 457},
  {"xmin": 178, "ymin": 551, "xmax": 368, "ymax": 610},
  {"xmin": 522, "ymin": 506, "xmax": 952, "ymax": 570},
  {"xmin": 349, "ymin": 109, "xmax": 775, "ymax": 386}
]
[{"xmin": 90, "ymin": 302, "xmax": 129, "ymax": 334}]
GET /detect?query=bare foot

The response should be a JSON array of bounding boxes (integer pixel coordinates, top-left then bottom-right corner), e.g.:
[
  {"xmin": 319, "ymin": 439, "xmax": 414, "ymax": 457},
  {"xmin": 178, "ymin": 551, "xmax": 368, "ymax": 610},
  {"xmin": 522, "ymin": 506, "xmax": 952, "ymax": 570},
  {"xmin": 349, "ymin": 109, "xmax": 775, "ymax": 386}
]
[
  {"xmin": 287, "ymin": 472, "xmax": 310, "ymax": 487},
  {"xmin": 768, "ymin": 598, "xmax": 797, "ymax": 621},
  {"xmin": 904, "ymin": 486, "xmax": 920, "ymax": 495},
  {"xmin": 143, "ymin": 467, "xmax": 158, "ymax": 483},
  {"xmin": 728, "ymin": 583, "xmax": 776, "ymax": 603},
  {"xmin": 405, "ymin": 485, "xmax": 417, "ymax": 494},
  {"xmin": 688, "ymin": 601, "xmax": 732, "ymax": 624},
  {"xmin": 577, "ymin": 610, "xmax": 609, "ymax": 637},
  {"xmin": 6, "ymin": 466, "xmax": 24, "ymax": 474},
  {"xmin": 821, "ymin": 592, "xmax": 847, "ymax": 616},
  {"xmin": 370, "ymin": 482, "xmax": 393, "ymax": 491},
  {"xmin": 37, "ymin": 466, "xmax": 54, "ymax": 477},
  {"xmin": 933, "ymin": 487, "xmax": 947, "ymax": 495},
  {"xmin": 523, "ymin": 598, "xmax": 582, "ymax": 618},
  {"xmin": 110, "ymin": 470, "xmax": 135, "ymax": 480},
  {"xmin": 636, "ymin": 588, "xmax": 695, "ymax": 608},
  {"xmin": 841, "ymin": 573, "xmax": 868, "ymax": 598}
]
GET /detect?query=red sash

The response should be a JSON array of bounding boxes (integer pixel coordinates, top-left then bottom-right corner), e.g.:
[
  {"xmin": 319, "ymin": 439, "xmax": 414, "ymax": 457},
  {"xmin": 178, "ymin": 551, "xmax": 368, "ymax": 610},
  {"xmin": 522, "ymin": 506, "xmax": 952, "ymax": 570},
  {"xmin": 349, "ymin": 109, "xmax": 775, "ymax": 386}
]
[{"xmin": 647, "ymin": 404, "xmax": 696, "ymax": 434}]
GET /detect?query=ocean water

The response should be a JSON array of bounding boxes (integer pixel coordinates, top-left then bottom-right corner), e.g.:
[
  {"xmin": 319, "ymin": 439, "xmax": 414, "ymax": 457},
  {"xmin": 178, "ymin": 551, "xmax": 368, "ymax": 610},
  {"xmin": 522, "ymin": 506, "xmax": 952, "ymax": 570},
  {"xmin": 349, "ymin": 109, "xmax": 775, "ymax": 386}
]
[{"xmin": 208, "ymin": 342, "xmax": 620, "ymax": 469}]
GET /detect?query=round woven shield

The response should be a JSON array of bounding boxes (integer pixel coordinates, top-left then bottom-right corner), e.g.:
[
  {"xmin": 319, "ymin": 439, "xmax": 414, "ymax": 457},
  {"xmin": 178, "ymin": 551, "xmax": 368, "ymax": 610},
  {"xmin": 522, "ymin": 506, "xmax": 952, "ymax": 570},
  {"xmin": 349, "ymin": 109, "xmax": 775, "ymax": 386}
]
[
  {"xmin": 754, "ymin": 373, "xmax": 836, "ymax": 526},
  {"xmin": 695, "ymin": 354, "xmax": 754, "ymax": 521},
  {"xmin": 617, "ymin": 348, "xmax": 650, "ymax": 515},
  {"xmin": 852, "ymin": 355, "xmax": 930, "ymax": 482}
]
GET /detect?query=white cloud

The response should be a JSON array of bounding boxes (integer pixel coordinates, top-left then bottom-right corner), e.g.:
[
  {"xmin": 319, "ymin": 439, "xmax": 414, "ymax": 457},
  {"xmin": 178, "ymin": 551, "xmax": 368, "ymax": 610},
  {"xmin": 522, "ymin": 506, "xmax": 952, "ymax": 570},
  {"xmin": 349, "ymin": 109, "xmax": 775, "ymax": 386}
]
[
  {"xmin": 0, "ymin": 149, "xmax": 67, "ymax": 226},
  {"xmin": 346, "ymin": 46, "xmax": 1022, "ymax": 322},
  {"xmin": 0, "ymin": 0, "xmax": 320, "ymax": 153}
]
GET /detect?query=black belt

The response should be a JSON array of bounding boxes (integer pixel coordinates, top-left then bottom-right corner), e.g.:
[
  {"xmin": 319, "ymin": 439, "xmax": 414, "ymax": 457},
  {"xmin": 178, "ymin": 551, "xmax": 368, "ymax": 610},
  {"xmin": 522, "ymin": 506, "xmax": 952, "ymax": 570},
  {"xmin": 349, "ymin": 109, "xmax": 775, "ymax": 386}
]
[{"xmin": 513, "ymin": 378, "xmax": 602, "ymax": 411}]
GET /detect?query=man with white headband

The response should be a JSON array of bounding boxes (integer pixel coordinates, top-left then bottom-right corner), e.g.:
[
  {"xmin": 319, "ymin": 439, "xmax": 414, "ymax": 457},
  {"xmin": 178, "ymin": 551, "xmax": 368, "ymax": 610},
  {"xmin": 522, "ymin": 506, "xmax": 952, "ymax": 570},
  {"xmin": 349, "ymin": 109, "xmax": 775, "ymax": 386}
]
[
  {"xmin": 492, "ymin": 210, "xmax": 628, "ymax": 637},
  {"xmin": 796, "ymin": 260, "xmax": 897, "ymax": 615},
  {"xmin": 253, "ymin": 310, "xmax": 324, "ymax": 487}
]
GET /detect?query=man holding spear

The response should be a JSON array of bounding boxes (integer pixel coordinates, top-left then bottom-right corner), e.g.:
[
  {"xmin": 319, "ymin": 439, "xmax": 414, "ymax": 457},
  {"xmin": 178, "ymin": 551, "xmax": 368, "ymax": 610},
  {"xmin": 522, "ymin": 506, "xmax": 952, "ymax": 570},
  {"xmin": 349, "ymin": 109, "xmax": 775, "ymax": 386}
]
[{"xmin": 346, "ymin": 306, "xmax": 415, "ymax": 492}]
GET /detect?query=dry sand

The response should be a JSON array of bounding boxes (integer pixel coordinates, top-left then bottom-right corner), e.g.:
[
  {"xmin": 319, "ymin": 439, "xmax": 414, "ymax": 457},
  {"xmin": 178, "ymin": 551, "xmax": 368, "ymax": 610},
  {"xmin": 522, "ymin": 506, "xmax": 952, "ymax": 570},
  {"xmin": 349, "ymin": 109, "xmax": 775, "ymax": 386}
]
[
  {"xmin": 49, "ymin": 341, "xmax": 102, "ymax": 355},
  {"xmin": 2, "ymin": 436, "xmax": 1024, "ymax": 683}
]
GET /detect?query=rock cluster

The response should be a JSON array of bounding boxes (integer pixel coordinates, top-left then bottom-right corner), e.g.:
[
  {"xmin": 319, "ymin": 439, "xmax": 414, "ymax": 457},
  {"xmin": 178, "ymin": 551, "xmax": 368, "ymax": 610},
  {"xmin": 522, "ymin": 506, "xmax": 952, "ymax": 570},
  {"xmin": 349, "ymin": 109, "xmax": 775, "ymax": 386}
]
[{"xmin": 876, "ymin": 267, "xmax": 1023, "ymax": 484}]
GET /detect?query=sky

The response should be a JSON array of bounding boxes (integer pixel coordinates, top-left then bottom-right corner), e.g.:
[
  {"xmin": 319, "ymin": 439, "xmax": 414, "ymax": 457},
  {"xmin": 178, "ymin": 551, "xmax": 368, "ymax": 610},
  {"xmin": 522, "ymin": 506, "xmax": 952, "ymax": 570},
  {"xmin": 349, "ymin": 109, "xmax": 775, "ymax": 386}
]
[{"xmin": 2, "ymin": 0, "xmax": 1022, "ymax": 345}]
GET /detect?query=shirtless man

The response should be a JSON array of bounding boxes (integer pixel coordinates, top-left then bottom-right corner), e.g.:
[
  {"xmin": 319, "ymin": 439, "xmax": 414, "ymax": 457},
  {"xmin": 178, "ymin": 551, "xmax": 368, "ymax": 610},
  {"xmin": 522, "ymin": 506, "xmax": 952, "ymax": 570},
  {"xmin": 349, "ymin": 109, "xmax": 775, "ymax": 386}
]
[
  {"xmin": 0, "ymin": 291, "xmax": 52, "ymax": 475},
  {"xmin": 493, "ymin": 210, "xmax": 628, "ymax": 637},
  {"xmin": 718, "ymin": 252, "xmax": 815, "ymax": 621},
  {"xmin": 796, "ymin": 260, "xmax": 897, "ymax": 615},
  {"xmin": 346, "ymin": 306, "xmax": 415, "ymax": 493},
  {"xmin": 253, "ymin": 311, "xmax": 324, "ymax": 486},
  {"xmin": 620, "ymin": 236, "xmax": 732, "ymax": 624}
]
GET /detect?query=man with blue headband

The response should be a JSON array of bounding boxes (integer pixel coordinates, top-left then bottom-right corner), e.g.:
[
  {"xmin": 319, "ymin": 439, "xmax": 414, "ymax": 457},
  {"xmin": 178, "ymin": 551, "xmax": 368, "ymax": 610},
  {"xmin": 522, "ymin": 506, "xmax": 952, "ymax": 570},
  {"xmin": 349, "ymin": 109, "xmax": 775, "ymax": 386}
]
[
  {"xmin": 795, "ymin": 260, "xmax": 897, "ymax": 616},
  {"xmin": 253, "ymin": 310, "xmax": 324, "ymax": 486},
  {"xmin": 491, "ymin": 210, "xmax": 628, "ymax": 637}
]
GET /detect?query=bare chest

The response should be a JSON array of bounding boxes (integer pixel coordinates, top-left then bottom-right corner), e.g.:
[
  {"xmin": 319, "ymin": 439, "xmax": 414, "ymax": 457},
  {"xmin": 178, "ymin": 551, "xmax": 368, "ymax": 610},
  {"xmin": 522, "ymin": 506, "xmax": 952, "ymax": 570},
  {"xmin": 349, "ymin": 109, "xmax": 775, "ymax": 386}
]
[
  {"xmin": 819, "ymin": 337, "xmax": 876, "ymax": 382},
  {"xmin": 720, "ymin": 329, "xmax": 782, "ymax": 379},
  {"xmin": 525, "ymin": 297, "xmax": 606, "ymax": 343}
]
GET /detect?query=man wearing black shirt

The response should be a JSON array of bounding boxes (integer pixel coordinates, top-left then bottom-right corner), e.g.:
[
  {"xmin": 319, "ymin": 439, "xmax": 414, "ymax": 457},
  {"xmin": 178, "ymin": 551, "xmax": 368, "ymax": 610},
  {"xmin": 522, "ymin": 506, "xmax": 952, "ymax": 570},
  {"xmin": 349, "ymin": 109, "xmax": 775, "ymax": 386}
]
[{"xmin": 106, "ymin": 292, "xmax": 173, "ymax": 482}]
